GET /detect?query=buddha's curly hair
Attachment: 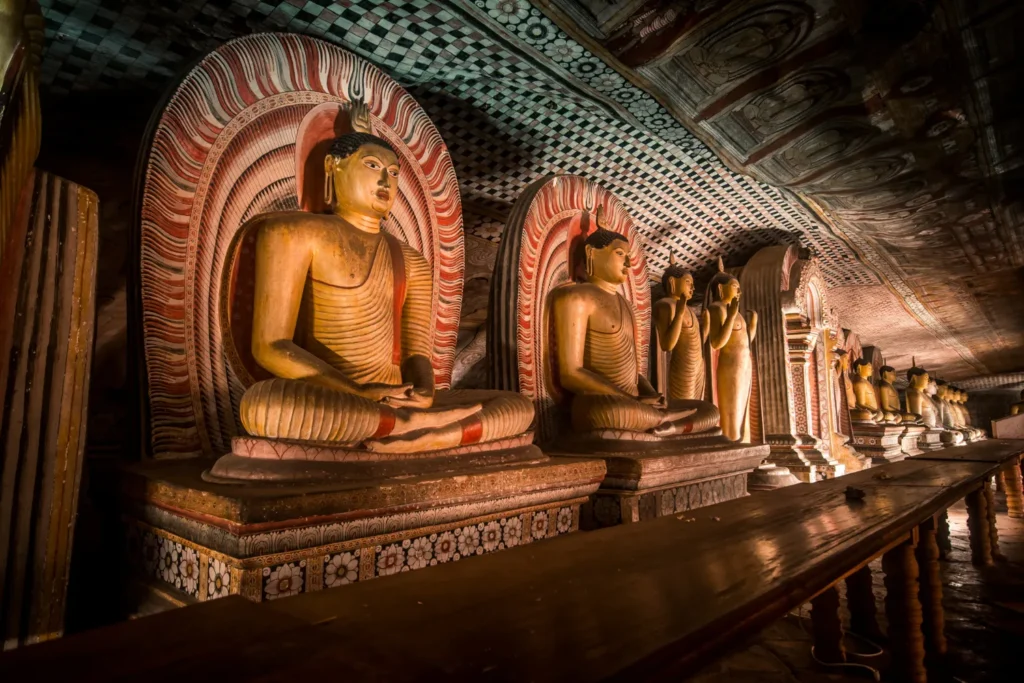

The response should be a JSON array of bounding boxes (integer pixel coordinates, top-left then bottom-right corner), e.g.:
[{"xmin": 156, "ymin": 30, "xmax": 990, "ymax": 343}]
[
  {"xmin": 852, "ymin": 358, "xmax": 872, "ymax": 372},
  {"xmin": 907, "ymin": 365, "xmax": 928, "ymax": 381},
  {"xmin": 661, "ymin": 263, "xmax": 690, "ymax": 295},
  {"xmin": 328, "ymin": 132, "xmax": 396, "ymax": 160},
  {"xmin": 880, "ymin": 365, "xmax": 896, "ymax": 376},
  {"xmin": 584, "ymin": 227, "xmax": 629, "ymax": 250}
]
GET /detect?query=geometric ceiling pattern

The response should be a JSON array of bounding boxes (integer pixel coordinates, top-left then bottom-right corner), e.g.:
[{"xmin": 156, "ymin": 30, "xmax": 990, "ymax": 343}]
[{"xmin": 34, "ymin": 0, "xmax": 1023, "ymax": 383}]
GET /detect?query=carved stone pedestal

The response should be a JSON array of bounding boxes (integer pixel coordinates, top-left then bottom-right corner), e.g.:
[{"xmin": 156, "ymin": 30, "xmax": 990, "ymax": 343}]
[
  {"xmin": 747, "ymin": 464, "xmax": 802, "ymax": 492},
  {"xmin": 119, "ymin": 447, "xmax": 605, "ymax": 605},
  {"xmin": 900, "ymin": 424, "xmax": 926, "ymax": 457},
  {"xmin": 763, "ymin": 436, "xmax": 846, "ymax": 483},
  {"xmin": 851, "ymin": 423, "xmax": 907, "ymax": 465},
  {"xmin": 918, "ymin": 428, "xmax": 946, "ymax": 451},
  {"xmin": 550, "ymin": 438, "xmax": 768, "ymax": 528}
]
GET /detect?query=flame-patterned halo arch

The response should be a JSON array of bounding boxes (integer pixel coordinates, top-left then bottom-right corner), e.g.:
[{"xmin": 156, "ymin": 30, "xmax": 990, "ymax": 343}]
[
  {"xmin": 489, "ymin": 175, "xmax": 650, "ymax": 442},
  {"xmin": 138, "ymin": 33, "xmax": 463, "ymax": 458}
]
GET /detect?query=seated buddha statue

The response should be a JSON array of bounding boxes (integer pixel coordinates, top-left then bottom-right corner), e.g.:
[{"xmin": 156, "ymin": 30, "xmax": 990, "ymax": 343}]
[
  {"xmin": 1011, "ymin": 390, "xmax": 1024, "ymax": 416},
  {"xmin": 238, "ymin": 127, "xmax": 533, "ymax": 453},
  {"xmin": 905, "ymin": 363, "xmax": 935, "ymax": 427},
  {"xmin": 849, "ymin": 358, "xmax": 887, "ymax": 424},
  {"xmin": 550, "ymin": 225, "xmax": 719, "ymax": 438},
  {"xmin": 876, "ymin": 365, "xmax": 906, "ymax": 424},
  {"xmin": 652, "ymin": 255, "xmax": 711, "ymax": 403}
]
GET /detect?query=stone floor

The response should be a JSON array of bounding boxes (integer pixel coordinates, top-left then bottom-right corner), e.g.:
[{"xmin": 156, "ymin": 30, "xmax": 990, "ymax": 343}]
[{"xmin": 691, "ymin": 488, "xmax": 1024, "ymax": 682}]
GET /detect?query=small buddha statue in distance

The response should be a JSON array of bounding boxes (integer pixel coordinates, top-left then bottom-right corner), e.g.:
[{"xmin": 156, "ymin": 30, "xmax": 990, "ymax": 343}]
[
  {"xmin": 876, "ymin": 365, "xmax": 906, "ymax": 424},
  {"xmin": 905, "ymin": 359, "xmax": 935, "ymax": 427},
  {"xmin": 849, "ymin": 358, "xmax": 885, "ymax": 424},
  {"xmin": 1010, "ymin": 389, "xmax": 1024, "ymax": 416}
]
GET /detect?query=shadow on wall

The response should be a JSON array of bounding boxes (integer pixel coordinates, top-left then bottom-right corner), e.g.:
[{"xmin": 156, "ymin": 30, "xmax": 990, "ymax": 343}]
[{"xmin": 38, "ymin": 89, "xmax": 159, "ymax": 460}]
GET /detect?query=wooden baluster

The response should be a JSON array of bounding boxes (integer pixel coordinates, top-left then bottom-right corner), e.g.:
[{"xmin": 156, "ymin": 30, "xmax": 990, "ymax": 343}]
[
  {"xmin": 882, "ymin": 536, "xmax": 926, "ymax": 683},
  {"xmin": 936, "ymin": 510, "xmax": 952, "ymax": 560},
  {"xmin": 915, "ymin": 517, "xmax": 947, "ymax": 671},
  {"xmin": 810, "ymin": 585, "xmax": 845, "ymax": 665},
  {"xmin": 1000, "ymin": 462, "xmax": 1024, "ymax": 519},
  {"xmin": 845, "ymin": 565, "xmax": 884, "ymax": 642},
  {"xmin": 983, "ymin": 478, "xmax": 1004, "ymax": 561},
  {"xmin": 965, "ymin": 488, "xmax": 993, "ymax": 566}
]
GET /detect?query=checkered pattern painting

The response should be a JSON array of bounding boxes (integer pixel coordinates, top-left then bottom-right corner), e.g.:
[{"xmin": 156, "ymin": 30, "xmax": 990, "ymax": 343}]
[{"xmin": 36, "ymin": 0, "xmax": 877, "ymax": 287}]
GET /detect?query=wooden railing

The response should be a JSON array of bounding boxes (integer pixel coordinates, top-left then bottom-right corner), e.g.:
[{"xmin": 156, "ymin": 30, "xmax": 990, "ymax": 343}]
[{"xmin": 1, "ymin": 440, "xmax": 1021, "ymax": 681}]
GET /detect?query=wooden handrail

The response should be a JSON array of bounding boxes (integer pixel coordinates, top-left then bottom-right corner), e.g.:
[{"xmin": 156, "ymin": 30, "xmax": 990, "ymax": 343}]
[{"xmin": 1, "ymin": 440, "xmax": 1021, "ymax": 682}]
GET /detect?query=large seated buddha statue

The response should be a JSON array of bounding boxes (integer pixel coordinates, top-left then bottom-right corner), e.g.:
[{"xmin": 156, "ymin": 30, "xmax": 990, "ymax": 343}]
[
  {"xmin": 877, "ymin": 365, "xmax": 909, "ymax": 424},
  {"xmin": 849, "ymin": 358, "xmax": 891, "ymax": 424},
  {"xmin": 235, "ymin": 107, "xmax": 532, "ymax": 455}
]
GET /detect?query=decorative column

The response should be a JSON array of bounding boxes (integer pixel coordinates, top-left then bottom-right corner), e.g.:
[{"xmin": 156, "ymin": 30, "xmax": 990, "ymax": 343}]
[
  {"xmin": 737, "ymin": 246, "xmax": 844, "ymax": 482},
  {"xmin": 915, "ymin": 517, "xmax": 947, "ymax": 671},
  {"xmin": 1000, "ymin": 461, "xmax": 1024, "ymax": 518}
]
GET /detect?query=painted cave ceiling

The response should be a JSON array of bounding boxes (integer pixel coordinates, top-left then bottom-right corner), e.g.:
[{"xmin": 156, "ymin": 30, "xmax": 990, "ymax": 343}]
[{"xmin": 35, "ymin": 0, "xmax": 1024, "ymax": 385}]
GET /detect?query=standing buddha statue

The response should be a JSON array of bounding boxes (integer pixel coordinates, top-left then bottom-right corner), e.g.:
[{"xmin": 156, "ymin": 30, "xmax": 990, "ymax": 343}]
[
  {"xmin": 237, "ymin": 111, "xmax": 534, "ymax": 453},
  {"xmin": 703, "ymin": 258, "xmax": 757, "ymax": 442},
  {"xmin": 653, "ymin": 255, "xmax": 710, "ymax": 402},
  {"xmin": 549, "ymin": 218, "xmax": 719, "ymax": 437}
]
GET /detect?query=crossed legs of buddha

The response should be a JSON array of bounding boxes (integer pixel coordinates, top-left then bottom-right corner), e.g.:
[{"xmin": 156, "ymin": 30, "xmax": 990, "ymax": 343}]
[
  {"xmin": 240, "ymin": 380, "xmax": 534, "ymax": 452},
  {"xmin": 570, "ymin": 395, "xmax": 719, "ymax": 436}
]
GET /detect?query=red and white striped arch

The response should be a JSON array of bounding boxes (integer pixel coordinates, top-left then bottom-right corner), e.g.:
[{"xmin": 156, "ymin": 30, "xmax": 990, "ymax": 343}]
[{"xmin": 138, "ymin": 33, "xmax": 463, "ymax": 458}]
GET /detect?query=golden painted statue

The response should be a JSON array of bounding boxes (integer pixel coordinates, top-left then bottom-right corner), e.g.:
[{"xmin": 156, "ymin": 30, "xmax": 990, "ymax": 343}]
[
  {"xmin": 1011, "ymin": 390, "xmax": 1024, "ymax": 416},
  {"xmin": 550, "ymin": 219, "xmax": 719, "ymax": 438},
  {"xmin": 905, "ymin": 363, "xmax": 935, "ymax": 427},
  {"xmin": 877, "ymin": 365, "xmax": 908, "ymax": 423},
  {"xmin": 849, "ymin": 358, "xmax": 887, "ymax": 423},
  {"xmin": 653, "ymin": 255, "xmax": 710, "ymax": 402},
  {"xmin": 703, "ymin": 259, "xmax": 757, "ymax": 442},
  {"xmin": 239, "ymin": 116, "xmax": 533, "ymax": 453}
]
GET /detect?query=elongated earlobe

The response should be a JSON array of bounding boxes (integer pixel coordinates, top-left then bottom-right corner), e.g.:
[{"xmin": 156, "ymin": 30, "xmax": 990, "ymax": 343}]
[
  {"xmin": 323, "ymin": 156, "xmax": 335, "ymax": 206},
  {"xmin": 585, "ymin": 245, "xmax": 594, "ymax": 277}
]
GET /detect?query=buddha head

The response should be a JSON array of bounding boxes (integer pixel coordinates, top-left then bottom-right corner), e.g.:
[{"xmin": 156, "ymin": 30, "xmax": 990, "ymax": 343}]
[
  {"xmin": 907, "ymin": 365, "xmax": 929, "ymax": 391},
  {"xmin": 834, "ymin": 348, "xmax": 850, "ymax": 373},
  {"xmin": 880, "ymin": 365, "xmax": 897, "ymax": 384},
  {"xmin": 935, "ymin": 380, "xmax": 949, "ymax": 400},
  {"xmin": 583, "ymin": 228, "xmax": 631, "ymax": 285},
  {"xmin": 661, "ymin": 255, "xmax": 694, "ymax": 301},
  {"xmin": 324, "ymin": 132, "xmax": 400, "ymax": 222},
  {"xmin": 853, "ymin": 358, "xmax": 873, "ymax": 380},
  {"xmin": 927, "ymin": 378, "xmax": 938, "ymax": 396}
]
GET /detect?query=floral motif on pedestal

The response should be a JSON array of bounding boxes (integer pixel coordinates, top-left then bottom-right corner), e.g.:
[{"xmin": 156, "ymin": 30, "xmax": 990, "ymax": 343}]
[
  {"xmin": 264, "ymin": 561, "xmax": 304, "ymax": 600},
  {"xmin": 324, "ymin": 551, "xmax": 359, "ymax": 588},
  {"xmin": 208, "ymin": 558, "xmax": 231, "ymax": 599}
]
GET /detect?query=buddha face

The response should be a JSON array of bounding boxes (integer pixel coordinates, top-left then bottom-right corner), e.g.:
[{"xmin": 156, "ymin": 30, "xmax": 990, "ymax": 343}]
[
  {"xmin": 936, "ymin": 384, "xmax": 948, "ymax": 399},
  {"xmin": 667, "ymin": 273, "xmax": 694, "ymax": 300},
  {"xmin": 587, "ymin": 238, "xmax": 631, "ymax": 285},
  {"xmin": 855, "ymin": 361, "xmax": 873, "ymax": 379},
  {"xmin": 910, "ymin": 371, "xmax": 929, "ymax": 390},
  {"xmin": 327, "ymin": 142, "xmax": 400, "ymax": 220},
  {"xmin": 881, "ymin": 368, "xmax": 895, "ymax": 383},
  {"xmin": 717, "ymin": 276, "xmax": 741, "ymax": 304},
  {"xmin": 927, "ymin": 379, "xmax": 937, "ymax": 395}
]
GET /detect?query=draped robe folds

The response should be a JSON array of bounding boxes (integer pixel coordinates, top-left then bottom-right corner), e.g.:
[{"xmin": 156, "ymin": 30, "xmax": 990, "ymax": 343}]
[
  {"xmin": 239, "ymin": 234, "xmax": 533, "ymax": 445},
  {"xmin": 566, "ymin": 295, "xmax": 719, "ymax": 434}
]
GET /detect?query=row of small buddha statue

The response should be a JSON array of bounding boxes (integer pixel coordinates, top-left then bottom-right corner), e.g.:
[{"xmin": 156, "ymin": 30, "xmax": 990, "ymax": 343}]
[
  {"xmin": 842, "ymin": 355, "xmax": 983, "ymax": 440},
  {"xmin": 231, "ymin": 111, "xmax": 756, "ymax": 462}
]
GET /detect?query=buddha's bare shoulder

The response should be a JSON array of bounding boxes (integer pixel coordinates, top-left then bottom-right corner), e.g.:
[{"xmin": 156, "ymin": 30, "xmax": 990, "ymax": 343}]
[
  {"xmin": 550, "ymin": 282, "xmax": 610, "ymax": 312},
  {"xmin": 249, "ymin": 211, "xmax": 345, "ymax": 240}
]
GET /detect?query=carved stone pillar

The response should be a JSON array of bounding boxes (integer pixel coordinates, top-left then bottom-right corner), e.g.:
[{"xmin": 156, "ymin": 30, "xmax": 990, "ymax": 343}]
[{"xmin": 736, "ymin": 246, "xmax": 844, "ymax": 482}]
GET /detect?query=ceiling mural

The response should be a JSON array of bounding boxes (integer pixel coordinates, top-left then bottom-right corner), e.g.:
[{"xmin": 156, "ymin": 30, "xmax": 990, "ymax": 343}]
[
  {"xmin": 534, "ymin": 0, "xmax": 1024, "ymax": 380},
  {"xmin": 34, "ymin": 0, "xmax": 1022, "ymax": 383}
]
